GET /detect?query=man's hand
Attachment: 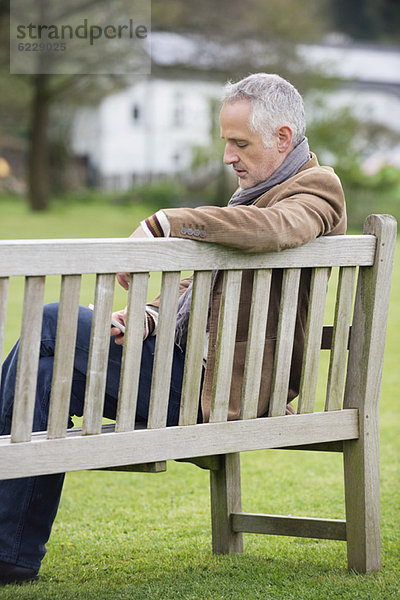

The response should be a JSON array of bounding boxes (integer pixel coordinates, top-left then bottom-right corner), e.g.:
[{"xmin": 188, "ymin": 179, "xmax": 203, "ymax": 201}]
[
  {"xmin": 116, "ymin": 273, "xmax": 130, "ymax": 291},
  {"xmin": 117, "ymin": 225, "xmax": 148, "ymax": 290},
  {"xmin": 110, "ymin": 307, "xmax": 150, "ymax": 344},
  {"xmin": 110, "ymin": 309, "xmax": 127, "ymax": 345}
]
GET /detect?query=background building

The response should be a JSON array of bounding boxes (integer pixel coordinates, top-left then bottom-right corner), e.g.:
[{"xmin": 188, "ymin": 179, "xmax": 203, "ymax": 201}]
[
  {"xmin": 71, "ymin": 35, "xmax": 400, "ymax": 190},
  {"xmin": 72, "ymin": 77, "xmax": 220, "ymax": 190}
]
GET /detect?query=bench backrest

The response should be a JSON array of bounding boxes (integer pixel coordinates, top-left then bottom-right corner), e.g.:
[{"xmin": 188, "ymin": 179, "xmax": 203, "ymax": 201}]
[{"xmin": 0, "ymin": 214, "xmax": 396, "ymax": 479}]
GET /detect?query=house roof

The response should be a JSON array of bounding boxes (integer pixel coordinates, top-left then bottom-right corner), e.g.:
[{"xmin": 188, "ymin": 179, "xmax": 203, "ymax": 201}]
[{"xmin": 147, "ymin": 32, "xmax": 400, "ymax": 90}]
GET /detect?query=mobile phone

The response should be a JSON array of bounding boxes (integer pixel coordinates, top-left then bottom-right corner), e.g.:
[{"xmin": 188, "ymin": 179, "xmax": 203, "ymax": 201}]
[
  {"xmin": 110, "ymin": 316, "xmax": 126, "ymax": 334},
  {"xmin": 88, "ymin": 304, "xmax": 126, "ymax": 334}
]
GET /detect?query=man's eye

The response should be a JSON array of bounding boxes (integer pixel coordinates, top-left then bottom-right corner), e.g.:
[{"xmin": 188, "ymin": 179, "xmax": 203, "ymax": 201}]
[{"xmin": 237, "ymin": 143, "xmax": 248, "ymax": 148}]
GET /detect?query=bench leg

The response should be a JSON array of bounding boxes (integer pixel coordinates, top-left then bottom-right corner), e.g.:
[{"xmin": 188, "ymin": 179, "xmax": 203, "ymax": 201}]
[
  {"xmin": 343, "ymin": 433, "xmax": 381, "ymax": 573},
  {"xmin": 210, "ymin": 452, "xmax": 243, "ymax": 554}
]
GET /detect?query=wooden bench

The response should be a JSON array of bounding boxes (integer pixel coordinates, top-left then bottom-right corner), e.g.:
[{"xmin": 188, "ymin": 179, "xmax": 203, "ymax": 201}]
[{"xmin": 0, "ymin": 214, "xmax": 396, "ymax": 573}]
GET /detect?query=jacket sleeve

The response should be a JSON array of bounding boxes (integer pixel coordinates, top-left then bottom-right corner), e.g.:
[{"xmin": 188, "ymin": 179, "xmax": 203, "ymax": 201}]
[
  {"xmin": 163, "ymin": 167, "xmax": 346, "ymax": 253},
  {"xmin": 147, "ymin": 275, "xmax": 193, "ymax": 310}
]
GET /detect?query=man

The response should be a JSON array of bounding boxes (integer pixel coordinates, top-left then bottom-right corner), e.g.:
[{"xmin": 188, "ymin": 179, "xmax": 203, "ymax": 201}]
[{"xmin": 0, "ymin": 73, "xmax": 346, "ymax": 584}]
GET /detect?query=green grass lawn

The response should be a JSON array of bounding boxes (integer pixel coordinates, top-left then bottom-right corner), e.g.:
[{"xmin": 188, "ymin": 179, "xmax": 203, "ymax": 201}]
[{"xmin": 0, "ymin": 194, "xmax": 399, "ymax": 599}]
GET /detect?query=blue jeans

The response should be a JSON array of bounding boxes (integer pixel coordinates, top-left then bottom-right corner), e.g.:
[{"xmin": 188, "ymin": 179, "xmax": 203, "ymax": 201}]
[{"xmin": 0, "ymin": 303, "xmax": 192, "ymax": 570}]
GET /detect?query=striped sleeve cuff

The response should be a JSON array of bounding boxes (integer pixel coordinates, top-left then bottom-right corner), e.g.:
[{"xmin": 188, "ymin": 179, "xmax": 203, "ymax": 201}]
[
  {"xmin": 140, "ymin": 210, "xmax": 171, "ymax": 238},
  {"xmin": 144, "ymin": 306, "xmax": 159, "ymax": 338}
]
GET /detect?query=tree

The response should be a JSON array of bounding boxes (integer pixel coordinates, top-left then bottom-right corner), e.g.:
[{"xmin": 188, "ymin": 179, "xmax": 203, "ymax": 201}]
[
  {"xmin": 2, "ymin": 0, "xmax": 150, "ymax": 210},
  {"xmin": 0, "ymin": 0, "xmax": 347, "ymax": 210},
  {"xmin": 150, "ymin": 0, "xmax": 330, "ymax": 91},
  {"xmin": 151, "ymin": 0, "xmax": 328, "ymax": 42},
  {"xmin": 328, "ymin": 0, "xmax": 400, "ymax": 42}
]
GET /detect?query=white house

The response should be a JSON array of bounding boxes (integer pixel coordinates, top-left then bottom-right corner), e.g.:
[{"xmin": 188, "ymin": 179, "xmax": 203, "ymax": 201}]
[
  {"xmin": 299, "ymin": 39, "xmax": 400, "ymax": 172},
  {"xmin": 71, "ymin": 34, "xmax": 400, "ymax": 190},
  {"xmin": 72, "ymin": 77, "xmax": 221, "ymax": 189}
]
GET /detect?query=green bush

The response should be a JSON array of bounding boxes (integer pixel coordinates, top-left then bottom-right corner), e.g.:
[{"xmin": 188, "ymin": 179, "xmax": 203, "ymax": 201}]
[
  {"xmin": 307, "ymin": 104, "xmax": 400, "ymax": 230},
  {"xmin": 335, "ymin": 164, "xmax": 400, "ymax": 230},
  {"xmin": 120, "ymin": 179, "xmax": 187, "ymax": 209}
]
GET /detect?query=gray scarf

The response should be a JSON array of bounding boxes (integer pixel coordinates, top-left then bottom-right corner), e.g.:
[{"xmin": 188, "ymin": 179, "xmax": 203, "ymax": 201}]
[
  {"xmin": 174, "ymin": 137, "xmax": 310, "ymax": 349},
  {"xmin": 229, "ymin": 136, "xmax": 310, "ymax": 206}
]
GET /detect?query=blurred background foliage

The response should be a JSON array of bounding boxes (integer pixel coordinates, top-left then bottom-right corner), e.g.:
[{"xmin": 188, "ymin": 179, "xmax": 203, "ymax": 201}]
[{"xmin": 0, "ymin": 0, "xmax": 399, "ymax": 229}]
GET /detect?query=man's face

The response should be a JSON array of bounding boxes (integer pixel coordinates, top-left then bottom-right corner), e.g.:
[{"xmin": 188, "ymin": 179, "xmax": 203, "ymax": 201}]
[{"xmin": 220, "ymin": 100, "xmax": 284, "ymax": 189}]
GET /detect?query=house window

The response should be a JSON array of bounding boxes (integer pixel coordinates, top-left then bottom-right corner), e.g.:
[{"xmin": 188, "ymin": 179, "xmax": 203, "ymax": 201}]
[
  {"xmin": 132, "ymin": 104, "xmax": 141, "ymax": 122},
  {"xmin": 173, "ymin": 93, "xmax": 184, "ymax": 127},
  {"xmin": 172, "ymin": 152, "xmax": 181, "ymax": 167}
]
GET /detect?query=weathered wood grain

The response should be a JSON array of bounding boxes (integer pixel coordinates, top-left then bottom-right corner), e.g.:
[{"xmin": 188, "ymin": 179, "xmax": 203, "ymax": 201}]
[
  {"xmin": 325, "ymin": 267, "xmax": 356, "ymax": 411},
  {"xmin": 82, "ymin": 274, "xmax": 115, "ymax": 436},
  {"xmin": 232, "ymin": 513, "xmax": 346, "ymax": 540},
  {"xmin": 297, "ymin": 268, "xmax": 330, "ymax": 414},
  {"xmin": 0, "ymin": 236, "xmax": 376, "ymax": 277},
  {"xmin": 0, "ymin": 410, "xmax": 359, "ymax": 479},
  {"xmin": 210, "ymin": 270, "xmax": 242, "ymax": 423},
  {"xmin": 179, "ymin": 270, "xmax": 213, "ymax": 426},
  {"xmin": 343, "ymin": 214, "xmax": 397, "ymax": 572},
  {"xmin": 11, "ymin": 277, "xmax": 45, "ymax": 443},
  {"xmin": 116, "ymin": 273, "xmax": 149, "ymax": 432},
  {"xmin": 0, "ymin": 278, "xmax": 9, "ymax": 386},
  {"xmin": 148, "ymin": 272, "xmax": 181, "ymax": 429},
  {"xmin": 210, "ymin": 453, "xmax": 243, "ymax": 553},
  {"xmin": 268, "ymin": 269, "xmax": 301, "ymax": 417},
  {"xmin": 241, "ymin": 269, "xmax": 272, "ymax": 420},
  {"xmin": 47, "ymin": 275, "xmax": 81, "ymax": 439}
]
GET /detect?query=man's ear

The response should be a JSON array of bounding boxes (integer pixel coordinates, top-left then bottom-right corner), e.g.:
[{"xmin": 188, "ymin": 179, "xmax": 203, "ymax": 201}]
[{"xmin": 277, "ymin": 126, "xmax": 293, "ymax": 153}]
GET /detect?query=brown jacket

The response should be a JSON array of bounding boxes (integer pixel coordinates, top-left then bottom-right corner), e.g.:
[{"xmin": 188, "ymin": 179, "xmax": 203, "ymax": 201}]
[{"xmin": 154, "ymin": 154, "xmax": 346, "ymax": 421}]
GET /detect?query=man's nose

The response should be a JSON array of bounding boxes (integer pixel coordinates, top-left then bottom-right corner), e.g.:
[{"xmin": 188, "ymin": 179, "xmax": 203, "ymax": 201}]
[{"xmin": 223, "ymin": 143, "xmax": 239, "ymax": 165}]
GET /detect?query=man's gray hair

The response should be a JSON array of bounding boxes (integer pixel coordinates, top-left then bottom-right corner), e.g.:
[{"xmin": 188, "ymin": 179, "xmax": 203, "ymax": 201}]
[{"xmin": 222, "ymin": 73, "xmax": 306, "ymax": 147}]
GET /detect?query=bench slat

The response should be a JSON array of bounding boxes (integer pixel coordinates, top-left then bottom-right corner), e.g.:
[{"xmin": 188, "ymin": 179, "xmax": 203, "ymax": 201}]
[
  {"xmin": 179, "ymin": 271, "xmax": 213, "ymax": 426},
  {"xmin": 148, "ymin": 272, "xmax": 181, "ymax": 429},
  {"xmin": 116, "ymin": 273, "xmax": 149, "ymax": 432},
  {"xmin": 47, "ymin": 275, "xmax": 81, "ymax": 439},
  {"xmin": 0, "ymin": 277, "xmax": 9, "ymax": 379},
  {"xmin": 326, "ymin": 267, "xmax": 356, "ymax": 411},
  {"xmin": 343, "ymin": 214, "xmax": 397, "ymax": 572},
  {"xmin": 297, "ymin": 268, "xmax": 330, "ymax": 414},
  {"xmin": 268, "ymin": 269, "xmax": 301, "ymax": 417},
  {"xmin": 97, "ymin": 462, "xmax": 167, "ymax": 473},
  {"xmin": 210, "ymin": 270, "xmax": 243, "ymax": 423},
  {"xmin": 11, "ymin": 276, "xmax": 45, "ymax": 443},
  {"xmin": 0, "ymin": 236, "xmax": 376, "ymax": 276},
  {"xmin": 0, "ymin": 410, "xmax": 359, "ymax": 479},
  {"xmin": 82, "ymin": 274, "xmax": 115, "ymax": 435},
  {"xmin": 241, "ymin": 269, "xmax": 272, "ymax": 420},
  {"xmin": 231, "ymin": 513, "xmax": 347, "ymax": 540}
]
